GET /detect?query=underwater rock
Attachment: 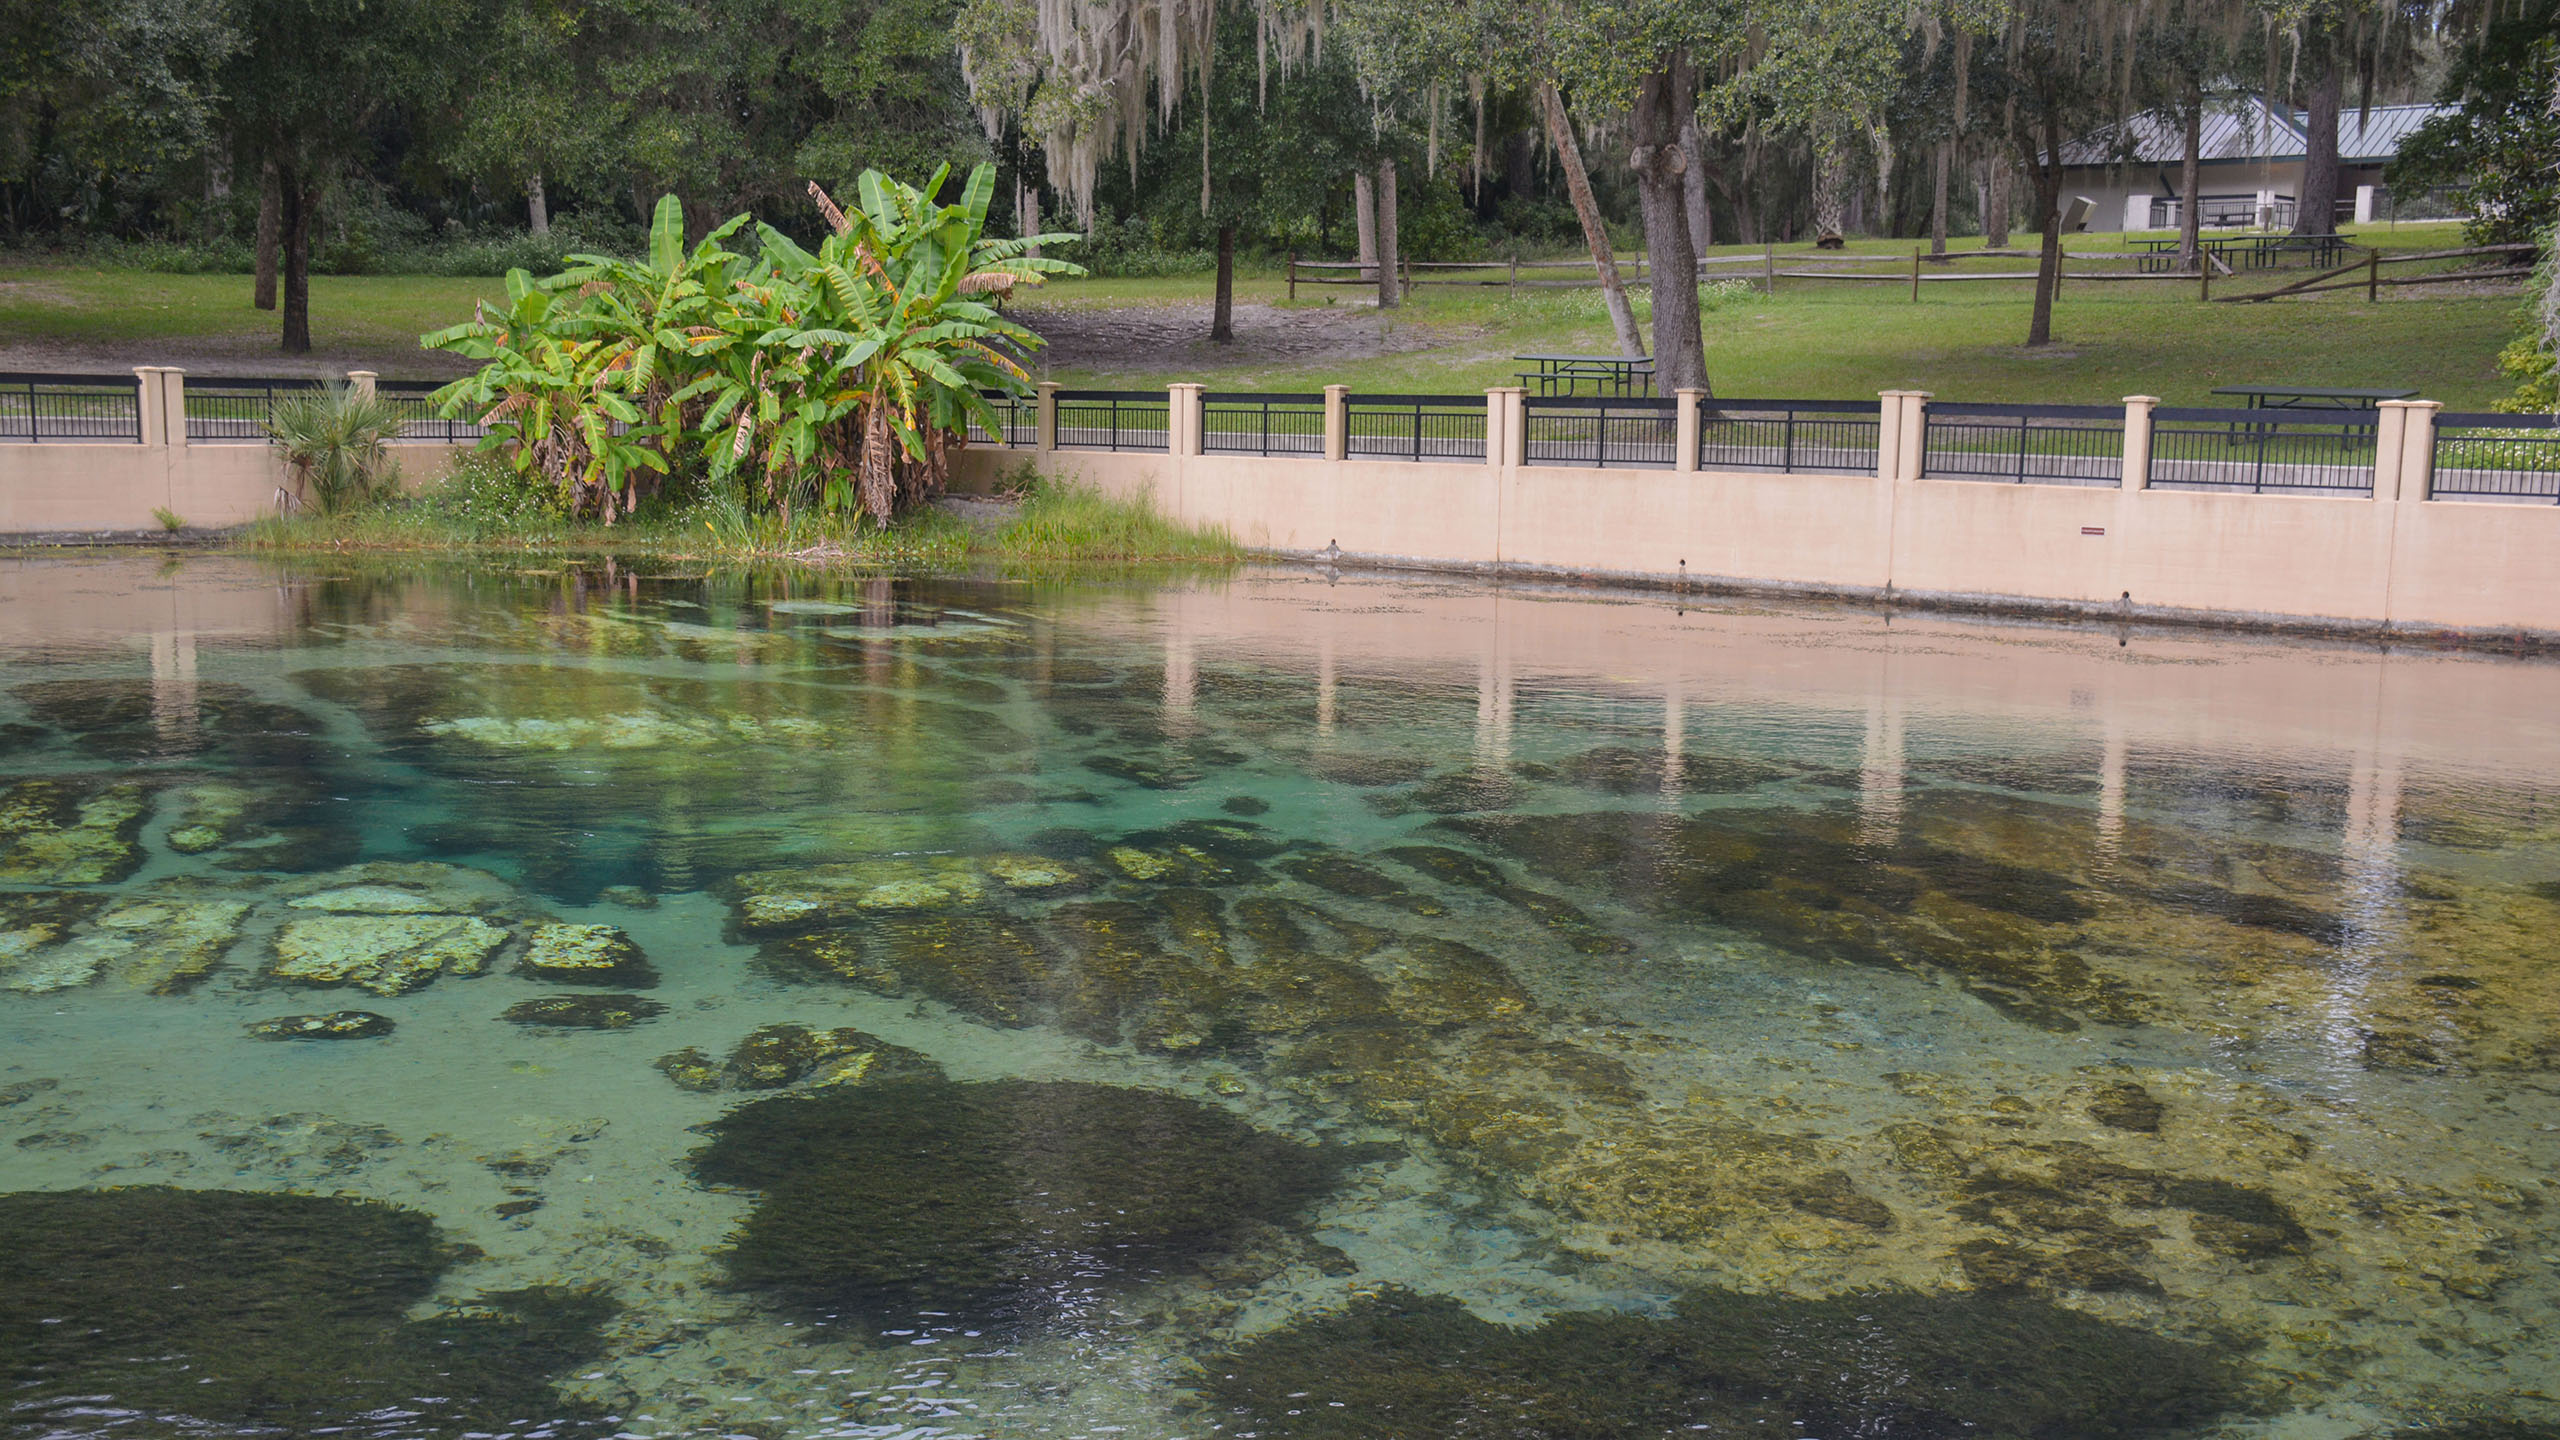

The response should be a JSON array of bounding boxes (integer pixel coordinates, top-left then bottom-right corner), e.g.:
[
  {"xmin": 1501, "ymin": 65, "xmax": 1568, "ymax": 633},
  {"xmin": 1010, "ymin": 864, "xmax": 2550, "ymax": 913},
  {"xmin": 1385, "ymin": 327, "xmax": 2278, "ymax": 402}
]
[
  {"xmin": 1956, "ymin": 1237, "xmax": 2163, "ymax": 1295},
  {"xmin": 1281, "ymin": 854, "xmax": 1448, "ymax": 915},
  {"xmin": 654, "ymin": 1023, "xmax": 940, "ymax": 1092},
  {"xmin": 519, "ymin": 922, "xmax": 657, "ymax": 987},
  {"xmin": 0, "ymin": 1187, "xmax": 614, "ymax": 1433},
  {"xmin": 248, "ymin": 1011, "xmax": 396, "ymax": 1040},
  {"xmin": 1204, "ymin": 1285, "xmax": 2247, "ymax": 1439},
  {"xmin": 194, "ymin": 1111, "xmax": 400, "ymax": 1177},
  {"xmin": 500, "ymin": 993, "xmax": 667, "ymax": 1029},
  {"xmin": 1381, "ymin": 845, "xmax": 1632, "ymax": 954},
  {"xmin": 287, "ymin": 884, "xmax": 449, "ymax": 914},
  {"xmin": 269, "ymin": 913, "xmax": 509, "ymax": 995},
  {"xmin": 599, "ymin": 884, "xmax": 658, "ymax": 909},
  {"xmin": 1222, "ymin": 794, "xmax": 1271, "ymax": 816},
  {"xmin": 275, "ymin": 861, "xmax": 519, "ymax": 914},
  {"xmin": 0, "ymin": 1078, "xmax": 60, "ymax": 1106},
  {"xmin": 2087, "ymin": 1080, "xmax": 2167, "ymax": 1132},
  {"xmin": 90, "ymin": 897, "xmax": 250, "ymax": 993},
  {"xmin": 1366, "ymin": 770, "xmax": 1524, "ymax": 816},
  {"xmin": 692, "ymin": 1077, "xmax": 1371, "ymax": 1325},
  {"xmin": 0, "ymin": 776, "xmax": 149, "ymax": 884},
  {"xmin": 729, "ymin": 857, "xmax": 991, "ymax": 932},
  {"xmin": 1083, "ymin": 754, "xmax": 1203, "ymax": 789},
  {"xmin": 1304, "ymin": 753, "xmax": 1434, "ymax": 787}
]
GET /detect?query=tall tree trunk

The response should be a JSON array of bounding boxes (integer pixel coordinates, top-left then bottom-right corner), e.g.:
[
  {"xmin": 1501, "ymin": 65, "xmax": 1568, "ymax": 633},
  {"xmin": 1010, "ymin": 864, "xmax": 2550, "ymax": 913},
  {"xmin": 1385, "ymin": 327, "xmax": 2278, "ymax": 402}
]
[
  {"xmin": 1538, "ymin": 82, "xmax": 1645, "ymax": 358},
  {"xmin": 527, "ymin": 173, "xmax": 549, "ymax": 235},
  {"xmin": 2178, "ymin": 76, "xmax": 2203, "ymax": 266},
  {"xmin": 1930, "ymin": 139, "xmax": 1950, "ymax": 255},
  {"xmin": 279, "ymin": 169, "xmax": 316, "ymax": 354},
  {"xmin": 1374, "ymin": 158, "xmax": 1400, "ymax": 310},
  {"xmin": 1022, "ymin": 185, "xmax": 1042, "ymax": 260},
  {"xmin": 2292, "ymin": 45, "xmax": 2342, "ymax": 236},
  {"xmin": 1211, "ymin": 223, "xmax": 1236, "ymax": 341},
  {"xmin": 253, "ymin": 160, "xmax": 280, "ymax": 311},
  {"xmin": 1679, "ymin": 108, "xmax": 1713, "ymax": 256},
  {"xmin": 1632, "ymin": 56, "xmax": 1708, "ymax": 394},
  {"xmin": 1810, "ymin": 130, "xmax": 1848, "ymax": 240},
  {"xmin": 2022, "ymin": 109, "xmax": 2063, "ymax": 348},
  {"xmin": 1985, "ymin": 152, "xmax": 2012, "ymax": 248},
  {"xmin": 1353, "ymin": 172, "xmax": 1377, "ymax": 281}
]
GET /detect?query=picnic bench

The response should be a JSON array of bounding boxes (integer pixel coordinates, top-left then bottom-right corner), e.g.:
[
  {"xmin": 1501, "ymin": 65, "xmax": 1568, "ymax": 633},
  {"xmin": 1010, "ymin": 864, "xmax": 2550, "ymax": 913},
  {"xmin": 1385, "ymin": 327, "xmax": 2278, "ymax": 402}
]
[
  {"xmin": 2204, "ymin": 384, "xmax": 2418, "ymax": 454},
  {"xmin": 1515, "ymin": 353, "xmax": 1657, "ymax": 397},
  {"xmin": 2130, "ymin": 233, "xmax": 2353, "ymax": 274}
]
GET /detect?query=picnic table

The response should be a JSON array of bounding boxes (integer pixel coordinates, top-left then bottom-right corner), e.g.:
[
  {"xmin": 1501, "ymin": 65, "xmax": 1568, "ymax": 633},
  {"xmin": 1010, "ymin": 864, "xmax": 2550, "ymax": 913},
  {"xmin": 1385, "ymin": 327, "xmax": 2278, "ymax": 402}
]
[
  {"xmin": 2207, "ymin": 385, "xmax": 2418, "ymax": 455},
  {"xmin": 2209, "ymin": 384, "xmax": 2417, "ymax": 413},
  {"xmin": 2130, "ymin": 233, "xmax": 2353, "ymax": 274},
  {"xmin": 1514, "ymin": 353, "xmax": 1656, "ymax": 397}
]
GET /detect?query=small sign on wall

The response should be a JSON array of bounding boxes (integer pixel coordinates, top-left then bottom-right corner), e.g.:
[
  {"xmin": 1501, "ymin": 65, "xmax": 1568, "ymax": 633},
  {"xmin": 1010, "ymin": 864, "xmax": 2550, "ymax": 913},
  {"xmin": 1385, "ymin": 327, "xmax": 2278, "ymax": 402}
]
[{"xmin": 2082, "ymin": 526, "xmax": 2106, "ymax": 536}]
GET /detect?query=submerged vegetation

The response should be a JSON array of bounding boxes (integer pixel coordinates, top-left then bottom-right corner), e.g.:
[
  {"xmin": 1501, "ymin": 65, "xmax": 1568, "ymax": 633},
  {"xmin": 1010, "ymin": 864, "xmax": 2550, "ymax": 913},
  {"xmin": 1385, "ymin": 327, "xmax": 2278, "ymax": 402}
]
[
  {"xmin": 1205, "ymin": 1285, "xmax": 2250, "ymax": 1438},
  {"xmin": 691, "ymin": 1076, "xmax": 1370, "ymax": 1326},
  {"xmin": 0, "ymin": 1187, "xmax": 614, "ymax": 1434}
]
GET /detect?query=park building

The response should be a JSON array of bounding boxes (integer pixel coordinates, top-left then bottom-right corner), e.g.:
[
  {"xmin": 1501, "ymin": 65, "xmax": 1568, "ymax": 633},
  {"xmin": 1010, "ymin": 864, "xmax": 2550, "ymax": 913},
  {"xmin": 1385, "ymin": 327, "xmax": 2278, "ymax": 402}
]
[{"xmin": 2053, "ymin": 93, "xmax": 2455, "ymax": 233}]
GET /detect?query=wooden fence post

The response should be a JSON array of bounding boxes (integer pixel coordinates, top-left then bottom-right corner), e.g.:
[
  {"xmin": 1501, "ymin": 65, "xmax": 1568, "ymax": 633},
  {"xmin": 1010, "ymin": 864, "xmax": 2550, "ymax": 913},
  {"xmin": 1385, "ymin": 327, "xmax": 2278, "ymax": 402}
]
[
  {"xmin": 2366, "ymin": 248, "xmax": 2378, "ymax": 303},
  {"xmin": 1509, "ymin": 254, "xmax": 1518, "ymax": 293},
  {"xmin": 1911, "ymin": 248, "xmax": 1921, "ymax": 302},
  {"xmin": 1763, "ymin": 240, "xmax": 1775, "ymax": 295},
  {"xmin": 1287, "ymin": 252, "xmax": 1297, "ymax": 303}
]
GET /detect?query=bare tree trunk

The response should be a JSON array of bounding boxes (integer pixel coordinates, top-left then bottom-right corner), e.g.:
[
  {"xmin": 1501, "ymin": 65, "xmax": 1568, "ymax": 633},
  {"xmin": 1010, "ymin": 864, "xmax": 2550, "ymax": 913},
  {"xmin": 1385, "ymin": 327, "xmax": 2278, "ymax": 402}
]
[
  {"xmin": 1021, "ymin": 185, "xmax": 1042, "ymax": 260},
  {"xmin": 1375, "ymin": 158, "xmax": 1400, "ymax": 310},
  {"xmin": 1632, "ymin": 56, "xmax": 1708, "ymax": 394},
  {"xmin": 1353, "ymin": 172, "xmax": 1377, "ymax": 281},
  {"xmin": 254, "ymin": 160, "xmax": 280, "ymax": 311},
  {"xmin": 2292, "ymin": 46, "xmax": 2342, "ymax": 236},
  {"xmin": 2022, "ymin": 110, "xmax": 2063, "ymax": 348},
  {"xmin": 1811, "ymin": 130, "xmax": 1848, "ymax": 240},
  {"xmin": 2178, "ymin": 77, "xmax": 2202, "ymax": 266},
  {"xmin": 1212, "ymin": 223, "xmax": 1236, "ymax": 341},
  {"xmin": 280, "ymin": 168, "xmax": 316, "ymax": 354},
  {"xmin": 528, "ymin": 173, "xmax": 549, "ymax": 235},
  {"xmin": 1538, "ymin": 82, "xmax": 1645, "ymax": 358},
  {"xmin": 1679, "ymin": 108, "xmax": 1714, "ymax": 256},
  {"xmin": 1930, "ymin": 139, "xmax": 1950, "ymax": 255},
  {"xmin": 1985, "ymin": 152, "xmax": 2012, "ymax": 248}
]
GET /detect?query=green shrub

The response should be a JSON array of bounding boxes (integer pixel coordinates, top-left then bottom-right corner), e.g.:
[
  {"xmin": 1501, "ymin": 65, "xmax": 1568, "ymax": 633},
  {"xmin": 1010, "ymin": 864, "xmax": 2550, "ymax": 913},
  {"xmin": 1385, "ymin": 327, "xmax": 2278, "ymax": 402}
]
[{"xmin": 267, "ymin": 384, "xmax": 405, "ymax": 515}]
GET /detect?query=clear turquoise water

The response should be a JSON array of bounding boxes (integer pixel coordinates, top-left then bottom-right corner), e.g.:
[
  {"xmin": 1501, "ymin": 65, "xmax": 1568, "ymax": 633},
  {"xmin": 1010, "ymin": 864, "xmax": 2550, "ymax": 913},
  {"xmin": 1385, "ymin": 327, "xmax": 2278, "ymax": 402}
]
[{"xmin": 1, "ymin": 555, "xmax": 2555, "ymax": 1439}]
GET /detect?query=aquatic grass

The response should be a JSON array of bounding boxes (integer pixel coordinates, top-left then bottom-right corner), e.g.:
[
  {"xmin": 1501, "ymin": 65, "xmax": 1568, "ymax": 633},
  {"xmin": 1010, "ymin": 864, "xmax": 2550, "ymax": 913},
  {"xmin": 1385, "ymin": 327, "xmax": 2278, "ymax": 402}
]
[{"xmin": 992, "ymin": 478, "xmax": 1243, "ymax": 565}]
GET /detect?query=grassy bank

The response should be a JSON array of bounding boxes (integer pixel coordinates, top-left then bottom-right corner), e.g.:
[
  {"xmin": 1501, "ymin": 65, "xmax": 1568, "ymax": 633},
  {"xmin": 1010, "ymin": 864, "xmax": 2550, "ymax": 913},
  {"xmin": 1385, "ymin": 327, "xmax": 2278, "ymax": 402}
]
[{"xmin": 234, "ymin": 468, "xmax": 1242, "ymax": 572}]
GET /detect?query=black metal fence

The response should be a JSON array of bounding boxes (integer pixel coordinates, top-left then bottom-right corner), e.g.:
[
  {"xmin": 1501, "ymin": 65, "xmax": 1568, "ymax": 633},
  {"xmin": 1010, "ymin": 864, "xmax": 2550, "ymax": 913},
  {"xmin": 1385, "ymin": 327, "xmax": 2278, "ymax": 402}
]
[
  {"xmin": 375, "ymin": 379, "xmax": 488, "ymax": 443},
  {"xmin": 184, "ymin": 377, "xmax": 322, "ymax": 443},
  {"xmin": 964, "ymin": 390, "xmax": 1038, "ymax": 448},
  {"xmin": 1054, "ymin": 390, "xmax": 1170, "ymax": 452},
  {"xmin": 2147, "ymin": 407, "xmax": 2377, "ymax": 495},
  {"xmin": 1204, "ymin": 392, "xmax": 1326, "ymax": 457},
  {"xmin": 0, "ymin": 373, "xmax": 143, "ymax": 443},
  {"xmin": 1920, "ymin": 402, "xmax": 2126, "ymax": 487},
  {"xmin": 1345, "ymin": 394, "xmax": 1487, "ymax": 462},
  {"xmin": 1696, "ymin": 398, "xmax": 1882, "ymax": 475},
  {"xmin": 1524, "ymin": 396, "xmax": 1679, "ymax": 468},
  {"xmin": 2429, "ymin": 411, "xmax": 2560, "ymax": 504}
]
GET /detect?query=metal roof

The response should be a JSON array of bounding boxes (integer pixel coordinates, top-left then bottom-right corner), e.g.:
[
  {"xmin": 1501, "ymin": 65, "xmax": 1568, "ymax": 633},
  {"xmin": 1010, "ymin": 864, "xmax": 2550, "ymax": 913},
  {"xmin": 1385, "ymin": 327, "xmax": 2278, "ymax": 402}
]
[{"xmin": 2057, "ymin": 95, "xmax": 2450, "ymax": 168}]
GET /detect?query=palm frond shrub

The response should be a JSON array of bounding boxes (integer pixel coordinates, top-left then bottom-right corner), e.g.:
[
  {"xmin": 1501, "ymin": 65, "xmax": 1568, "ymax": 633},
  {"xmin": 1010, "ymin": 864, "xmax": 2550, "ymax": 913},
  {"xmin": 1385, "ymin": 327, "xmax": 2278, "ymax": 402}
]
[
  {"xmin": 268, "ymin": 383, "xmax": 406, "ymax": 515},
  {"xmin": 424, "ymin": 162, "xmax": 1082, "ymax": 526}
]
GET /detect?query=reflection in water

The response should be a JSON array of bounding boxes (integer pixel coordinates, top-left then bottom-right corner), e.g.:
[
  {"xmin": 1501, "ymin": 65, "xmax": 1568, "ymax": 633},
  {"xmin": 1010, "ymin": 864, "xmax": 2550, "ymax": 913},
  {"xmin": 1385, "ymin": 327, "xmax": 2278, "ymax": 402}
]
[{"xmin": 0, "ymin": 555, "xmax": 2556, "ymax": 1439}]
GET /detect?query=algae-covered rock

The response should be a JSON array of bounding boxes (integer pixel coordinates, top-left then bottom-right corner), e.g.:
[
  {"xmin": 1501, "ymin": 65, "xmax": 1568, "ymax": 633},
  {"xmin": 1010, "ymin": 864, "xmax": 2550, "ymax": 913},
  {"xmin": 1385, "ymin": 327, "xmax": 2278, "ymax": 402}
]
[
  {"xmin": 0, "ymin": 776, "xmax": 149, "ymax": 884},
  {"xmin": 13, "ymin": 679, "xmax": 325, "ymax": 765},
  {"xmin": 269, "ymin": 913, "xmax": 508, "ymax": 995},
  {"xmin": 655, "ymin": 1023, "xmax": 940, "ymax": 1092},
  {"xmin": 730, "ymin": 857, "xmax": 990, "ymax": 932},
  {"xmin": 1206, "ymin": 1285, "xmax": 2248, "ymax": 1440},
  {"xmin": 93, "ymin": 898, "xmax": 250, "ymax": 993},
  {"xmin": 0, "ymin": 1187, "xmax": 614, "ymax": 1434},
  {"xmin": 1545, "ymin": 744, "xmax": 1794, "ymax": 796},
  {"xmin": 1281, "ymin": 854, "xmax": 1447, "ymax": 915},
  {"xmin": 693, "ymin": 1077, "xmax": 1368, "ymax": 1324},
  {"xmin": 1380, "ymin": 844, "xmax": 1632, "ymax": 953},
  {"xmin": 519, "ymin": 922, "xmax": 656, "ymax": 987},
  {"xmin": 249, "ymin": 1011, "xmax": 396, "ymax": 1040},
  {"xmin": 500, "ymin": 993, "xmax": 667, "ymax": 1029},
  {"xmin": 275, "ymin": 861, "xmax": 518, "ymax": 915}
]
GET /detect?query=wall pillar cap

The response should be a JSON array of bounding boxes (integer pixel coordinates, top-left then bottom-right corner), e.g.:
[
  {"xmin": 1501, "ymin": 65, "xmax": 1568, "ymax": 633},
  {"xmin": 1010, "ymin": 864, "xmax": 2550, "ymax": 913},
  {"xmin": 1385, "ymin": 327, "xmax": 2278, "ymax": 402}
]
[{"xmin": 2123, "ymin": 395, "xmax": 2160, "ymax": 405}]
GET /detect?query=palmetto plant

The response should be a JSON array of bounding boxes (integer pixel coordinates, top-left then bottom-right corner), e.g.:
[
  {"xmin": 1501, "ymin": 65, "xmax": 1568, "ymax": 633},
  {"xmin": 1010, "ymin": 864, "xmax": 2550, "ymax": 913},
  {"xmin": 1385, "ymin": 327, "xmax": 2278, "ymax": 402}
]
[
  {"xmin": 424, "ymin": 162, "xmax": 1079, "ymax": 526},
  {"xmin": 268, "ymin": 383, "xmax": 405, "ymax": 515}
]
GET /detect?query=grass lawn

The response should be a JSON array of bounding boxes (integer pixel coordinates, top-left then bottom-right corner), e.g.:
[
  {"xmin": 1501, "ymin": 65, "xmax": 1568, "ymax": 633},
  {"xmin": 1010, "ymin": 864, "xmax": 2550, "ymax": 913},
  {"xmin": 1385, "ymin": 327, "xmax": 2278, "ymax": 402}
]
[{"xmin": 0, "ymin": 221, "xmax": 2525, "ymax": 407}]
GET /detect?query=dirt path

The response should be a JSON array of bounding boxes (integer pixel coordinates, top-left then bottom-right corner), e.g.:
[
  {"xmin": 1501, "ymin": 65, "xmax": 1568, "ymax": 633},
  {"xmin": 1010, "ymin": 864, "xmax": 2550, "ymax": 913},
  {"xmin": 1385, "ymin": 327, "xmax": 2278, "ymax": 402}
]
[
  {"xmin": 1016, "ymin": 301, "xmax": 1474, "ymax": 378},
  {"xmin": 0, "ymin": 335, "xmax": 478, "ymax": 382}
]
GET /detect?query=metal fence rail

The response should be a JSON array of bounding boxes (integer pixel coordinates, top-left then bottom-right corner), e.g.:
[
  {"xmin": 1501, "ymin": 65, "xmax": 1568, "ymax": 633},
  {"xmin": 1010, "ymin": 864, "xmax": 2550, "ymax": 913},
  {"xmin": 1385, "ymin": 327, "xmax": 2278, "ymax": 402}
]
[
  {"xmin": 2147, "ymin": 406, "xmax": 2377, "ymax": 495},
  {"xmin": 375, "ymin": 379, "xmax": 488, "ymax": 443},
  {"xmin": 1696, "ymin": 398, "xmax": 1881, "ymax": 474},
  {"xmin": 1054, "ymin": 390, "xmax": 1170, "ymax": 452},
  {"xmin": 1921, "ymin": 402, "xmax": 2126, "ymax": 487},
  {"xmin": 185, "ymin": 377, "xmax": 323, "ymax": 443},
  {"xmin": 1524, "ymin": 396, "xmax": 1679, "ymax": 468},
  {"xmin": 2430, "ymin": 411, "xmax": 2560, "ymax": 504},
  {"xmin": 0, "ymin": 373, "xmax": 143, "ymax": 443},
  {"xmin": 964, "ymin": 390, "xmax": 1038, "ymax": 448},
  {"xmin": 1205, "ymin": 393, "xmax": 1326, "ymax": 457},
  {"xmin": 1345, "ymin": 394, "xmax": 1487, "ymax": 462}
]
